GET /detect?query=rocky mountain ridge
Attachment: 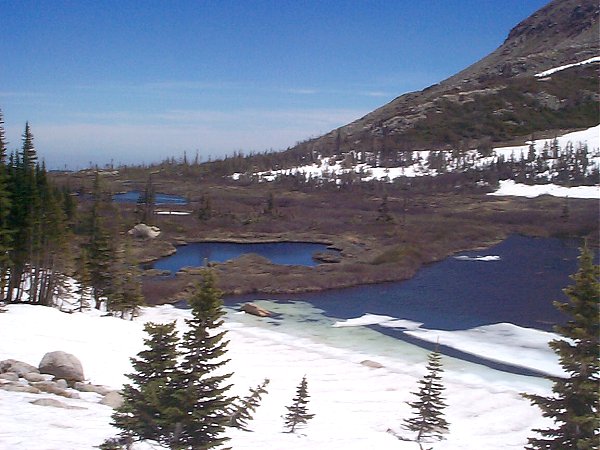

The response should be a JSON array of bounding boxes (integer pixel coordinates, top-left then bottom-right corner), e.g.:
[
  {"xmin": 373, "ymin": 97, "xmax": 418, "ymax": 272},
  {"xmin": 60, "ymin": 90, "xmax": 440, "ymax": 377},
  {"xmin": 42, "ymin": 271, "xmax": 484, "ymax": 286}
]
[{"xmin": 284, "ymin": 0, "xmax": 599, "ymax": 164}]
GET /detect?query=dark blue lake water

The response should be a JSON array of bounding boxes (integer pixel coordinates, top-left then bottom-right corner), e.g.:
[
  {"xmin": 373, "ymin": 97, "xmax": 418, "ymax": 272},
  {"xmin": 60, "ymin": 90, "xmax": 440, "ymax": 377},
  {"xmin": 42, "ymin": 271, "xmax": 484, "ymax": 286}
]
[
  {"xmin": 113, "ymin": 191, "xmax": 188, "ymax": 205},
  {"xmin": 225, "ymin": 235, "xmax": 589, "ymax": 333},
  {"xmin": 149, "ymin": 242, "xmax": 336, "ymax": 273}
]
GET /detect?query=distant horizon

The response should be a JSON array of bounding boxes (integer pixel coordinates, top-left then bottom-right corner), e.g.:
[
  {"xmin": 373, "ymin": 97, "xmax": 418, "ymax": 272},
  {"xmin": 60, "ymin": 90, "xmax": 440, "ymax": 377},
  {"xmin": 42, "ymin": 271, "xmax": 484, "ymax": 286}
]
[{"xmin": 1, "ymin": 0, "xmax": 549, "ymax": 170}]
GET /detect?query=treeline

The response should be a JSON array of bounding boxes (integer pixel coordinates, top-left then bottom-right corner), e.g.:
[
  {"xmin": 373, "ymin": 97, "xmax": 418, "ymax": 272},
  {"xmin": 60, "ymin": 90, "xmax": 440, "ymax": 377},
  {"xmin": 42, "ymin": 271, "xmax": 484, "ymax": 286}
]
[
  {"xmin": 0, "ymin": 111, "xmax": 143, "ymax": 317},
  {"xmin": 0, "ymin": 115, "xmax": 74, "ymax": 305}
]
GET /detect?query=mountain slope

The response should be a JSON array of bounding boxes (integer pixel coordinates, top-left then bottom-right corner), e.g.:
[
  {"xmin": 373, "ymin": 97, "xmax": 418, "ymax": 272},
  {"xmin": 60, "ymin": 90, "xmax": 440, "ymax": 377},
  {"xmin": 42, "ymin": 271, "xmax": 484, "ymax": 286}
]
[{"xmin": 286, "ymin": 0, "xmax": 599, "ymax": 161}]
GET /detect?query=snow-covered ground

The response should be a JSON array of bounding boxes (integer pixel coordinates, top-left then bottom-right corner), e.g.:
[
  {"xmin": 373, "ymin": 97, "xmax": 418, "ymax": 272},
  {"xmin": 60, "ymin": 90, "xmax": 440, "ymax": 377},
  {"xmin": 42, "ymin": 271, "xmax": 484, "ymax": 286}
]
[
  {"xmin": 0, "ymin": 303, "xmax": 557, "ymax": 449},
  {"xmin": 489, "ymin": 180, "xmax": 599, "ymax": 199}
]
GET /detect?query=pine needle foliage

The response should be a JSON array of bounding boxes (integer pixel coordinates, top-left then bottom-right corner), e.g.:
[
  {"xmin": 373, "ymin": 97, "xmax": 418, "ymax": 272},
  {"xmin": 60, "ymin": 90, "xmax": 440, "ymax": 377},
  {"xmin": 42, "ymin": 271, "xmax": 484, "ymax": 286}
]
[
  {"xmin": 403, "ymin": 348, "xmax": 449, "ymax": 444},
  {"xmin": 170, "ymin": 269, "xmax": 233, "ymax": 449},
  {"xmin": 524, "ymin": 246, "xmax": 599, "ymax": 450},
  {"xmin": 112, "ymin": 321, "xmax": 181, "ymax": 445},
  {"xmin": 112, "ymin": 270, "xmax": 233, "ymax": 449},
  {"xmin": 228, "ymin": 378, "xmax": 270, "ymax": 431},
  {"xmin": 283, "ymin": 375, "xmax": 314, "ymax": 433}
]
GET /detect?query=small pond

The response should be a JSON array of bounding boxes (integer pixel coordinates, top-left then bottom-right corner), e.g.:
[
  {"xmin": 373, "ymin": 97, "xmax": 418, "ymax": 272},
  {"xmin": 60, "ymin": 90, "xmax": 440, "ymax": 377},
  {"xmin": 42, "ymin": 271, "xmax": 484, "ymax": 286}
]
[
  {"xmin": 148, "ymin": 241, "xmax": 338, "ymax": 274},
  {"xmin": 113, "ymin": 191, "xmax": 188, "ymax": 205}
]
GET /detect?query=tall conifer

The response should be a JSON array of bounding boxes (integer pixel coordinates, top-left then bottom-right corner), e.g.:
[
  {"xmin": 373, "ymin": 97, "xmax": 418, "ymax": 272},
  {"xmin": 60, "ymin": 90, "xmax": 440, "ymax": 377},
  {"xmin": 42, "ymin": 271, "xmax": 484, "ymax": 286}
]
[
  {"xmin": 524, "ymin": 246, "xmax": 599, "ymax": 449},
  {"xmin": 170, "ymin": 270, "xmax": 232, "ymax": 449},
  {"xmin": 112, "ymin": 321, "xmax": 181, "ymax": 445},
  {"xmin": 0, "ymin": 110, "xmax": 12, "ymax": 298}
]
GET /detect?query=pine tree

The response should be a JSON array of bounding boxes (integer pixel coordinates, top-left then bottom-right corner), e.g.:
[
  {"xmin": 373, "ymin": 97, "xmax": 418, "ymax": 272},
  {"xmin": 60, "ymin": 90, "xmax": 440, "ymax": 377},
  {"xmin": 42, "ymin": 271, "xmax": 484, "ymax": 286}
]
[
  {"xmin": 87, "ymin": 172, "xmax": 115, "ymax": 309},
  {"xmin": 403, "ymin": 348, "xmax": 449, "ymax": 445},
  {"xmin": 170, "ymin": 270, "xmax": 233, "ymax": 449},
  {"xmin": 228, "ymin": 378, "xmax": 270, "ymax": 431},
  {"xmin": 112, "ymin": 321, "xmax": 181, "ymax": 446},
  {"xmin": 283, "ymin": 375, "xmax": 314, "ymax": 433},
  {"xmin": 524, "ymin": 246, "xmax": 599, "ymax": 450},
  {"xmin": 0, "ymin": 110, "xmax": 12, "ymax": 298}
]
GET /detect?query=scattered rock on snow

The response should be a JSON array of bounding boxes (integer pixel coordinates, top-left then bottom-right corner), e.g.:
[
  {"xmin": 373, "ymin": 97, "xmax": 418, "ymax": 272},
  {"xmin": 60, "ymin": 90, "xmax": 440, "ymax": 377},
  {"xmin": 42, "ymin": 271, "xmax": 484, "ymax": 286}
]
[
  {"xmin": 31, "ymin": 381, "xmax": 80, "ymax": 399},
  {"xmin": 23, "ymin": 372, "xmax": 51, "ymax": 383},
  {"xmin": 30, "ymin": 398, "xmax": 87, "ymax": 410},
  {"xmin": 39, "ymin": 351, "xmax": 85, "ymax": 382},
  {"xmin": 0, "ymin": 372, "xmax": 19, "ymax": 382},
  {"xmin": 360, "ymin": 360, "xmax": 384, "ymax": 369},
  {"xmin": 73, "ymin": 382, "xmax": 112, "ymax": 396},
  {"xmin": 0, "ymin": 359, "xmax": 39, "ymax": 377},
  {"xmin": 100, "ymin": 391, "xmax": 124, "ymax": 408},
  {"xmin": 240, "ymin": 303, "xmax": 272, "ymax": 317},
  {"xmin": 0, "ymin": 383, "xmax": 41, "ymax": 394}
]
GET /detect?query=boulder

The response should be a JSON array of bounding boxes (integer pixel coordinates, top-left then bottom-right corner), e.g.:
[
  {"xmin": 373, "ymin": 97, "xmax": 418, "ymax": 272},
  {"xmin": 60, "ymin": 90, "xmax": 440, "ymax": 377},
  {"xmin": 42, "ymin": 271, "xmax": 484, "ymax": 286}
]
[
  {"xmin": 128, "ymin": 223, "xmax": 160, "ymax": 239},
  {"xmin": 100, "ymin": 391, "xmax": 124, "ymax": 409},
  {"xmin": 0, "ymin": 359, "xmax": 39, "ymax": 377},
  {"xmin": 240, "ymin": 303, "xmax": 272, "ymax": 317},
  {"xmin": 39, "ymin": 351, "xmax": 84, "ymax": 382}
]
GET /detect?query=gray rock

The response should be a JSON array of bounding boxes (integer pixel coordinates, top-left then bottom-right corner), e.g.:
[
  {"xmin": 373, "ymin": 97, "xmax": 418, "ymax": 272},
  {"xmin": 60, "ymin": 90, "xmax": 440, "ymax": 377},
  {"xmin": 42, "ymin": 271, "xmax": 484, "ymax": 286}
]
[
  {"xmin": 0, "ymin": 359, "xmax": 39, "ymax": 377},
  {"xmin": 0, "ymin": 372, "xmax": 19, "ymax": 382},
  {"xmin": 0, "ymin": 383, "xmax": 40, "ymax": 394},
  {"xmin": 39, "ymin": 351, "xmax": 84, "ymax": 382},
  {"xmin": 100, "ymin": 391, "xmax": 124, "ymax": 409},
  {"xmin": 73, "ymin": 382, "xmax": 112, "ymax": 396},
  {"xmin": 31, "ymin": 381, "xmax": 80, "ymax": 399},
  {"xmin": 55, "ymin": 379, "xmax": 68, "ymax": 389},
  {"xmin": 128, "ymin": 223, "xmax": 160, "ymax": 239},
  {"xmin": 30, "ymin": 398, "xmax": 87, "ymax": 410},
  {"xmin": 240, "ymin": 303, "xmax": 272, "ymax": 317},
  {"xmin": 360, "ymin": 360, "xmax": 384, "ymax": 369},
  {"xmin": 23, "ymin": 372, "xmax": 50, "ymax": 383}
]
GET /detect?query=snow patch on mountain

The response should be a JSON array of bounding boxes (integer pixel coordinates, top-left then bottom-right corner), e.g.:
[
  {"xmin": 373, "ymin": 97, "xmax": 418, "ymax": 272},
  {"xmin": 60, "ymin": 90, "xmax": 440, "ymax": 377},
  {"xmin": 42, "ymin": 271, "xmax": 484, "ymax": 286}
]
[{"xmin": 535, "ymin": 56, "xmax": 600, "ymax": 78}]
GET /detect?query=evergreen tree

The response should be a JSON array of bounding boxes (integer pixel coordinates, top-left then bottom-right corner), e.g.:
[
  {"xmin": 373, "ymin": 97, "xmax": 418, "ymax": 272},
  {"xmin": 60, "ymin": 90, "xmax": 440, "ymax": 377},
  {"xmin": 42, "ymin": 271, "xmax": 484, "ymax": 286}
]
[
  {"xmin": 87, "ymin": 172, "xmax": 115, "ymax": 309},
  {"xmin": 106, "ymin": 240, "xmax": 144, "ymax": 320},
  {"xmin": 524, "ymin": 246, "xmax": 599, "ymax": 450},
  {"xmin": 403, "ymin": 348, "xmax": 449, "ymax": 445},
  {"xmin": 283, "ymin": 375, "xmax": 314, "ymax": 433},
  {"xmin": 170, "ymin": 270, "xmax": 233, "ymax": 449},
  {"xmin": 228, "ymin": 378, "xmax": 270, "ymax": 431},
  {"xmin": 0, "ymin": 110, "xmax": 12, "ymax": 298},
  {"xmin": 112, "ymin": 321, "xmax": 181, "ymax": 446}
]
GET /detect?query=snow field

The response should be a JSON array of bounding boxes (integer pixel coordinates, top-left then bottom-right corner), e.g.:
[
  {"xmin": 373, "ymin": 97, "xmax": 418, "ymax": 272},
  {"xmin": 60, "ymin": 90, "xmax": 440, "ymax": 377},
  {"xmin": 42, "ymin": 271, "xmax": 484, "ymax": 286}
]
[{"xmin": 0, "ymin": 304, "xmax": 556, "ymax": 449}]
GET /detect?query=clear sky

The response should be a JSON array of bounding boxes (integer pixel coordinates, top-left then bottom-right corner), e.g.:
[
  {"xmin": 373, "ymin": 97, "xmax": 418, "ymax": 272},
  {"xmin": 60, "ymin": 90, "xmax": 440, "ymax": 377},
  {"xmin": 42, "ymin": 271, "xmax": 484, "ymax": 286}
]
[{"xmin": 1, "ymin": 0, "xmax": 549, "ymax": 169}]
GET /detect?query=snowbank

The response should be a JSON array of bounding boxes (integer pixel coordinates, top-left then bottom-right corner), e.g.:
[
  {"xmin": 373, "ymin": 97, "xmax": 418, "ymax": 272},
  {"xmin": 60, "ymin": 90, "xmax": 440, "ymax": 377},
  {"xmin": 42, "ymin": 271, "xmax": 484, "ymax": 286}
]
[
  {"xmin": 489, "ymin": 180, "xmax": 599, "ymax": 199},
  {"xmin": 0, "ymin": 304, "xmax": 554, "ymax": 449}
]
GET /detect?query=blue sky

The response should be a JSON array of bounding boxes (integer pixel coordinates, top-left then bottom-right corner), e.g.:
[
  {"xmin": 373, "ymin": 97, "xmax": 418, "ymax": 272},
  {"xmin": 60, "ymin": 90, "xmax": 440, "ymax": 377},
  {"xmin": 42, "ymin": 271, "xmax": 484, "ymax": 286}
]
[{"xmin": 1, "ymin": 0, "xmax": 549, "ymax": 169}]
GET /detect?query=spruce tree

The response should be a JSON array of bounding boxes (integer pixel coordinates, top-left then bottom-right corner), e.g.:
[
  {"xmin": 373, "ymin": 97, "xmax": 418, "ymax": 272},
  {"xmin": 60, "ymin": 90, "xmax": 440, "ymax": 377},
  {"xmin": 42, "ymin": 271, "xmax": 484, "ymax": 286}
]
[
  {"xmin": 524, "ymin": 246, "xmax": 599, "ymax": 449},
  {"xmin": 403, "ymin": 348, "xmax": 449, "ymax": 445},
  {"xmin": 283, "ymin": 375, "xmax": 314, "ymax": 433},
  {"xmin": 112, "ymin": 321, "xmax": 181, "ymax": 445},
  {"xmin": 170, "ymin": 270, "xmax": 233, "ymax": 449},
  {"xmin": 228, "ymin": 378, "xmax": 270, "ymax": 431},
  {"xmin": 0, "ymin": 110, "xmax": 12, "ymax": 298}
]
